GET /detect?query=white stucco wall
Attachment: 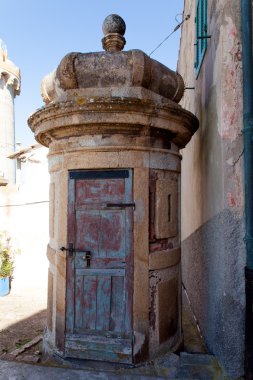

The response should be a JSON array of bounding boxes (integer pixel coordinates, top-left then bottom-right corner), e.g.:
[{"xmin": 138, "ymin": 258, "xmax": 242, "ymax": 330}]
[
  {"xmin": 178, "ymin": 0, "xmax": 246, "ymax": 377},
  {"xmin": 0, "ymin": 146, "xmax": 49, "ymax": 293}
]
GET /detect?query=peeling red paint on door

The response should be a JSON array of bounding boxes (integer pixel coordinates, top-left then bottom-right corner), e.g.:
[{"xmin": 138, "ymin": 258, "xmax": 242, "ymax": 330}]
[{"xmin": 65, "ymin": 170, "xmax": 133, "ymax": 363}]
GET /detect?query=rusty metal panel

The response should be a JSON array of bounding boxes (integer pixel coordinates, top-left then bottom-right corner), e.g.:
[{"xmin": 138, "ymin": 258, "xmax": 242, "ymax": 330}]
[{"xmin": 66, "ymin": 169, "xmax": 133, "ymax": 363}]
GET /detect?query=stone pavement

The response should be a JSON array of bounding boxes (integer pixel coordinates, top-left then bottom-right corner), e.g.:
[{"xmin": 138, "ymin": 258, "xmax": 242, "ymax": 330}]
[
  {"xmin": 0, "ymin": 283, "xmax": 47, "ymax": 356},
  {"xmin": 0, "ymin": 352, "xmax": 228, "ymax": 380},
  {"xmin": 0, "ymin": 289, "xmax": 230, "ymax": 379},
  {"xmin": 0, "ymin": 276, "xmax": 230, "ymax": 379}
]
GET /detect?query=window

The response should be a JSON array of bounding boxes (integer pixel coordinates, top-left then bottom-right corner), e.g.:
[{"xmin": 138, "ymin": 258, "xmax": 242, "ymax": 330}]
[{"xmin": 194, "ymin": 0, "xmax": 208, "ymax": 77}]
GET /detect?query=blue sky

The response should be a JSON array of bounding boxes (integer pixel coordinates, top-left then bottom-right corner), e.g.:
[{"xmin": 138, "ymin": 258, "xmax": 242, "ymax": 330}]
[{"xmin": 1, "ymin": 1, "xmax": 184, "ymax": 146}]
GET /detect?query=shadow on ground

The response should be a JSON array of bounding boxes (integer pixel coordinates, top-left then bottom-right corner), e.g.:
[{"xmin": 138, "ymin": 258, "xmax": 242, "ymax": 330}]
[
  {"xmin": 0, "ymin": 310, "xmax": 46, "ymax": 356},
  {"xmin": 0, "ymin": 287, "xmax": 230, "ymax": 379}
]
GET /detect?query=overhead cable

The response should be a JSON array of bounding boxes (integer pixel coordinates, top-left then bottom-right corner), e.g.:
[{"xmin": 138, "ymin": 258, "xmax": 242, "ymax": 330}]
[{"xmin": 149, "ymin": 13, "xmax": 191, "ymax": 57}]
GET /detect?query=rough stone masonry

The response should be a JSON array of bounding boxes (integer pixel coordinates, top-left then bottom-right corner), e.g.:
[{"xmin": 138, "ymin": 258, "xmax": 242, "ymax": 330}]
[{"xmin": 28, "ymin": 14, "xmax": 198, "ymax": 364}]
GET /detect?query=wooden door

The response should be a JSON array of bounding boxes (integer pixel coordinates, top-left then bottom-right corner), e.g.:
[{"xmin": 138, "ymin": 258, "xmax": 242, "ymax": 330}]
[{"xmin": 65, "ymin": 169, "xmax": 133, "ymax": 363}]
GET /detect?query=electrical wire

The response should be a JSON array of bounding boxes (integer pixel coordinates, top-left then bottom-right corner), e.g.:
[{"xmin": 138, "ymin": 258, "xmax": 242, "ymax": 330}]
[
  {"xmin": 149, "ymin": 11, "xmax": 191, "ymax": 57},
  {"xmin": 175, "ymin": 13, "xmax": 183, "ymax": 23},
  {"xmin": 0, "ymin": 200, "xmax": 49, "ymax": 208},
  {"xmin": 0, "ymin": 142, "xmax": 15, "ymax": 149}
]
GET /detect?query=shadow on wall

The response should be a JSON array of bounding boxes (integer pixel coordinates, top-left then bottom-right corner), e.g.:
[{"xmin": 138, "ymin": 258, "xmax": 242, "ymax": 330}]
[{"xmin": 181, "ymin": 208, "xmax": 246, "ymax": 377}]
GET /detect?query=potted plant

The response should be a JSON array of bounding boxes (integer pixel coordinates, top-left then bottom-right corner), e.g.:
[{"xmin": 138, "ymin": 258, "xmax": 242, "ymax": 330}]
[{"xmin": 0, "ymin": 232, "xmax": 15, "ymax": 297}]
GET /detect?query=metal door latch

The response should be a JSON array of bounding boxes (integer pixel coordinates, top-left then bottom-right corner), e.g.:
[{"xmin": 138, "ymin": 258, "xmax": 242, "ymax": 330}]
[
  {"xmin": 60, "ymin": 245, "xmax": 92, "ymax": 266},
  {"xmin": 82, "ymin": 251, "xmax": 91, "ymax": 268}
]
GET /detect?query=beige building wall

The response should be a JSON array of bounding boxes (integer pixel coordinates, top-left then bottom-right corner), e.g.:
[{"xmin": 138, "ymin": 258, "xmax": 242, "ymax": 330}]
[
  {"xmin": 0, "ymin": 146, "xmax": 49, "ymax": 293},
  {"xmin": 178, "ymin": 0, "xmax": 245, "ymax": 378}
]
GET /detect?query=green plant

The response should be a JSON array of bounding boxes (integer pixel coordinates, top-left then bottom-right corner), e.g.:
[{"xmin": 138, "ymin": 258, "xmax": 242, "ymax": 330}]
[{"xmin": 0, "ymin": 232, "xmax": 15, "ymax": 279}]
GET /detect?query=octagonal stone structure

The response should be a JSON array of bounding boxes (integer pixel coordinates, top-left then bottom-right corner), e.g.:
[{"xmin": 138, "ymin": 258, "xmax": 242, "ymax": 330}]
[{"xmin": 28, "ymin": 15, "xmax": 198, "ymax": 364}]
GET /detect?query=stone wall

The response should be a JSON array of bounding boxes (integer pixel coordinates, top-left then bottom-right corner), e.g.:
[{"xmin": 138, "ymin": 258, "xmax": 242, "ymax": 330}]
[
  {"xmin": 178, "ymin": 1, "xmax": 245, "ymax": 377},
  {"xmin": 28, "ymin": 14, "xmax": 198, "ymax": 362},
  {"xmin": 32, "ymin": 105, "xmax": 186, "ymax": 362}
]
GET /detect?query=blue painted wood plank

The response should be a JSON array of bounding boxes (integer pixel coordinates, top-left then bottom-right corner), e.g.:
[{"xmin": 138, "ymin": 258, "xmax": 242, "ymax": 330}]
[
  {"xmin": 96, "ymin": 275, "xmax": 111, "ymax": 331},
  {"xmin": 100, "ymin": 210, "xmax": 125, "ymax": 258},
  {"xmin": 75, "ymin": 275, "xmax": 84, "ymax": 330},
  {"xmin": 76, "ymin": 268, "xmax": 125, "ymax": 276},
  {"xmin": 65, "ymin": 346, "xmax": 131, "ymax": 363},
  {"xmin": 110, "ymin": 275, "xmax": 125, "ymax": 333},
  {"xmin": 82, "ymin": 275, "xmax": 97, "ymax": 330},
  {"xmin": 65, "ymin": 333, "xmax": 132, "ymax": 363},
  {"xmin": 75, "ymin": 210, "xmax": 100, "ymax": 255}
]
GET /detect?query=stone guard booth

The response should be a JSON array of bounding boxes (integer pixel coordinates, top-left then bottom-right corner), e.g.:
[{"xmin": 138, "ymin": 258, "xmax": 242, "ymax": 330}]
[{"xmin": 28, "ymin": 15, "xmax": 198, "ymax": 364}]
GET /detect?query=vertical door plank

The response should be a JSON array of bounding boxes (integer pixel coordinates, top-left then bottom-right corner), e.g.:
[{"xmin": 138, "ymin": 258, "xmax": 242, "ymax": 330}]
[
  {"xmin": 75, "ymin": 275, "xmax": 84, "ymax": 330},
  {"xmin": 76, "ymin": 210, "xmax": 100, "ymax": 256},
  {"xmin": 110, "ymin": 276, "xmax": 125, "ymax": 333},
  {"xmin": 100, "ymin": 211, "xmax": 125, "ymax": 258},
  {"xmin": 96, "ymin": 276, "xmax": 111, "ymax": 331},
  {"xmin": 83, "ymin": 276, "xmax": 97, "ymax": 330}
]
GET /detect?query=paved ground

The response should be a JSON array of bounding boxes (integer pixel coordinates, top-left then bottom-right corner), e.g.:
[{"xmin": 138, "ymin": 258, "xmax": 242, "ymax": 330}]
[
  {"xmin": 0, "ymin": 283, "xmax": 47, "ymax": 356},
  {"xmin": 0, "ymin": 277, "xmax": 230, "ymax": 379},
  {"xmin": 0, "ymin": 352, "xmax": 228, "ymax": 379},
  {"xmin": 0, "ymin": 359, "xmax": 166, "ymax": 380}
]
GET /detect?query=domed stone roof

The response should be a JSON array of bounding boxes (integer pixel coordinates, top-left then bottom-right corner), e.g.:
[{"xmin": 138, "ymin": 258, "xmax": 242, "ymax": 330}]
[{"xmin": 29, "ymin": 15, "xmax": 198, "ymax": 149}]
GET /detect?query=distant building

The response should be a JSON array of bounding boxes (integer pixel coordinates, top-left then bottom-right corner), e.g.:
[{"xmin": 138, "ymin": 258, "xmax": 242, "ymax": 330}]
[
  {"xmin": 0, "ymin": 143, "xmax": 49, "ymax": 292},
  {"xmin": 0, "ymin": 41, "xmax": 20, "ymax": 185},
  {"xmin": 8, "ymin": 143, "xmax": 49, "ymax": 186},
  {"xmin": 0, "ymin": 41, "xmax": 49, "ymax": 292}
]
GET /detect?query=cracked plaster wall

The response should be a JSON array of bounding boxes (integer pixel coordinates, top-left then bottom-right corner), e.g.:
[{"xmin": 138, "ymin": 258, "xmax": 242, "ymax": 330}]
[{"xmin": 178, "ymin": 0, "xmax": 246, "ymax": 377}]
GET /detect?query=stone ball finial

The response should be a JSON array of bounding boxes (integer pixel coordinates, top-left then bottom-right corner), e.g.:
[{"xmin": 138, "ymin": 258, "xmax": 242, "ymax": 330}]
[
  {"xmin": 102, "ymin": 14, "xmax": 126, "ymax": 36},
  {"xmin": 102, "ymin": 14, "xmax": 126, "ymax": 52}
]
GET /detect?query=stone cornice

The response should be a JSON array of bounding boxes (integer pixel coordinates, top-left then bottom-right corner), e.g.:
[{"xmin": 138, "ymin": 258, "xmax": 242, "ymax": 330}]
[{"xmin": 28, "ymin": 97, "xmax": 198, "ymax": 149}]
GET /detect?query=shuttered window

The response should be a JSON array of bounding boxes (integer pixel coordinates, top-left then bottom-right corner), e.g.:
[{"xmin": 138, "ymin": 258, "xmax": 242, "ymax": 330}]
[{"xmin": 194, "ymin": 0, "xmax": 208, "ymax": 77}]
